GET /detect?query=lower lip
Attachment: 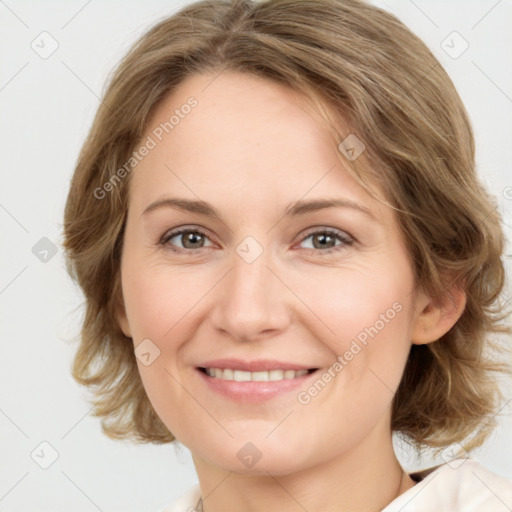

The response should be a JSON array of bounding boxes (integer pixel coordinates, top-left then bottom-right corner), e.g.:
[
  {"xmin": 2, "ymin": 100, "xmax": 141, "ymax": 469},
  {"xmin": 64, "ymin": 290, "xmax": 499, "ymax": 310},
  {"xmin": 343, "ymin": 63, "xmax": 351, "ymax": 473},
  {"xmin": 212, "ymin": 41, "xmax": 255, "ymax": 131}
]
[{"xmin": 196, "ymin": 368, "xmax": 318, "ymax": 403}]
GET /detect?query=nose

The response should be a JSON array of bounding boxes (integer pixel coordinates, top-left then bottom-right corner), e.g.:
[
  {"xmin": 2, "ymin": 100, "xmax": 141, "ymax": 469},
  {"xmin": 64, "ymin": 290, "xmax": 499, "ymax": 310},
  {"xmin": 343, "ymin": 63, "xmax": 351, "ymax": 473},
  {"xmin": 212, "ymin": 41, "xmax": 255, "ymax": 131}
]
[{"xmin": 209, "ymin": 247, "xmax": 292, "ymax": 342}]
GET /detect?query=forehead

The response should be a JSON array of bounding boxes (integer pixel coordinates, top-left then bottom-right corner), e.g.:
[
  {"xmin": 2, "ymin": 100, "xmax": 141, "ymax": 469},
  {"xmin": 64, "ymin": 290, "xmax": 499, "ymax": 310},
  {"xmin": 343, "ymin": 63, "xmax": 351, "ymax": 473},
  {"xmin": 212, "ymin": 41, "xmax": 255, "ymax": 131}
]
[
  {"xmin": 128, "ymin": 70, "xmax": 390, "ymax": 223},
  {"xmin": 144, "ymin": 70, "xmax": 334, "ymax": 165}
]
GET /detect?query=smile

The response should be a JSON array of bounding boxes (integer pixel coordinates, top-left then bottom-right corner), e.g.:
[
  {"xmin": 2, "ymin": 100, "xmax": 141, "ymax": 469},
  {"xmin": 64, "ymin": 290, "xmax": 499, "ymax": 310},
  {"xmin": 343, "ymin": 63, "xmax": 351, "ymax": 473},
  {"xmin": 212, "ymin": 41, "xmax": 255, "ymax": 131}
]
[
  {"xmin": 199, "ymin": 367, "xmax": 315, "ymax": 381},
  {"xmin": 196, "ymin": 365, "xmax": 320, "ymax": 403}
]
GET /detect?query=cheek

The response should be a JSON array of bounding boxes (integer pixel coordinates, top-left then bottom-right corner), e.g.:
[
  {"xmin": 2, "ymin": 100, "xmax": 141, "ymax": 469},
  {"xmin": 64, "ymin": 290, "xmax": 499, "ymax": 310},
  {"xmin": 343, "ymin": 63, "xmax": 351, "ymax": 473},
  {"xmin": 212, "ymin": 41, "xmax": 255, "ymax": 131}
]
[
  {"xmin": 123, "ymin": 263, "xmax": 200, "ymax": 437},
  {"xmin": 121, "ymin": 259, "xmax": 206, "ymax": 342},
  {"xmin": 294, "ymin": 264, "xmax": 413, "ymax": 390},
  {"xmin": 296, "ymin": 263, "xmax": 411, "ymax": 341}
]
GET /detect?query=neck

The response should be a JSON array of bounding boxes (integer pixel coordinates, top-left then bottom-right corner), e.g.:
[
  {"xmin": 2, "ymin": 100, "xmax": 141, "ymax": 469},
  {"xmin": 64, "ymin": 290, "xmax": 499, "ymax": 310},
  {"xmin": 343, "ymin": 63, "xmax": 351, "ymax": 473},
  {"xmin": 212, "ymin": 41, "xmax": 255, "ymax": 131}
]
[{"xmin": 191, "ymin": 425, "xmax": 416, "ymax": 512}]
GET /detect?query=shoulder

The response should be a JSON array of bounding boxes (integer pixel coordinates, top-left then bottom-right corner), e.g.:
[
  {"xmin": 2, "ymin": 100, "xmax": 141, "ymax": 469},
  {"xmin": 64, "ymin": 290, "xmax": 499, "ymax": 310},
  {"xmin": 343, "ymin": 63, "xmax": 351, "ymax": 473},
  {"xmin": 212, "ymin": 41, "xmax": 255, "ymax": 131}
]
[
  {"xmin": 382, "ymin": 458, "xmax": 512, "ymax": 512},
  {"xmin": 156, "ymin": 483, "xmax": 201, "ymax": 512}
]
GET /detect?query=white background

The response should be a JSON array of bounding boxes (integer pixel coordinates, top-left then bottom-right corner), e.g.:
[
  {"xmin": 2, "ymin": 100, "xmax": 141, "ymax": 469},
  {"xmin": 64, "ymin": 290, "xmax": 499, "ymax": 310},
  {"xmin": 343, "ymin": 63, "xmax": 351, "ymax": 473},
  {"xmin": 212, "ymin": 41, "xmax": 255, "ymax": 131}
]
[{"xmin": 1, "ymin": 1, "xmax": 511, "ymax": 511}]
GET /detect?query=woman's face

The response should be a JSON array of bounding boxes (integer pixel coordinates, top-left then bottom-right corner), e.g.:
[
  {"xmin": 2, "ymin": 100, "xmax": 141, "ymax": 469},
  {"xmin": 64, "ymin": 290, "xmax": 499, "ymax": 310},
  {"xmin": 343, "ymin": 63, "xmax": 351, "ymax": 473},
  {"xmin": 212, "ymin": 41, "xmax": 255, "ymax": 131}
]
[{"xmin": 117, "ymin": 70, "xmax": 426, "ymax": 475}]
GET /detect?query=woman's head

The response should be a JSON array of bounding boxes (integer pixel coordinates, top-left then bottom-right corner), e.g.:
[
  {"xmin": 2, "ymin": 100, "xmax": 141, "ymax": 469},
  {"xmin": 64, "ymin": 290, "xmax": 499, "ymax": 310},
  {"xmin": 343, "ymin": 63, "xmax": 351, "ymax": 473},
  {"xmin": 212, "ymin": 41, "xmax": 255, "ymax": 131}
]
[{"xmin": 62, "ymin": 0, "xmax": 511, "ymax": 468}]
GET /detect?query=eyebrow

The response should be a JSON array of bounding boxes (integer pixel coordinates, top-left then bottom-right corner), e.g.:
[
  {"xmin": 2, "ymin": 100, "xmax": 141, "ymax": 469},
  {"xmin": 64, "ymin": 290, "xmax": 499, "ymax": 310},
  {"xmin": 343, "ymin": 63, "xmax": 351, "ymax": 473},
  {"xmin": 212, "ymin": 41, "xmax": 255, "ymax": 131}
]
[{"xmin": 141, "ymin": 197, "xmax": 378, "ymax": 222}]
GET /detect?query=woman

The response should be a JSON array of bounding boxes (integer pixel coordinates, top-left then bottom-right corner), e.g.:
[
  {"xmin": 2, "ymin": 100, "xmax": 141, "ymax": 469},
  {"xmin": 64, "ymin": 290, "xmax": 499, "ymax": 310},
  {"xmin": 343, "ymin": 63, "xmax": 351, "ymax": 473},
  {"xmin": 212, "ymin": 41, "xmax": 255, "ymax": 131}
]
[{"xmin": 62, "ymin": 0, "xmax": 512, "ymax": 510}]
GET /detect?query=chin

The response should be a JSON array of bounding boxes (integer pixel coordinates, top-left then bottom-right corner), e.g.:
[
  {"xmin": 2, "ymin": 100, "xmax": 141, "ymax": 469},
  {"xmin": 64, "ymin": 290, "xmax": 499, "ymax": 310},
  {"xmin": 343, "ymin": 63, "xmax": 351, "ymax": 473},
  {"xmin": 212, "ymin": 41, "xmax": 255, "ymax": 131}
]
[{"xmin": 197, "ymin": 437, "xmax": 312, "ymax": 476}]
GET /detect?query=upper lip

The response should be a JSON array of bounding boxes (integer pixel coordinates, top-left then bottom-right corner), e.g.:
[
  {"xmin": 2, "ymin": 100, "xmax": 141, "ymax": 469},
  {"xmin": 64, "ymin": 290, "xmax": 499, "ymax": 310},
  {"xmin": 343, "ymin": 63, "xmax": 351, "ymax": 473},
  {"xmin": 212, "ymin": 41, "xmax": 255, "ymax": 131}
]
[{"xmin": 198, "ymin": 358, "xmax": 318, "ymax": 372}]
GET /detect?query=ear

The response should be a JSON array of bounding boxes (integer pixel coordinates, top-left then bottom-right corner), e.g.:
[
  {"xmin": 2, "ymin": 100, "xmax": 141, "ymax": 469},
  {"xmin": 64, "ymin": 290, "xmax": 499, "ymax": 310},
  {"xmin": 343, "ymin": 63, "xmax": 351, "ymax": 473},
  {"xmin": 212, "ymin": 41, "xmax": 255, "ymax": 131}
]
[{"xmin": 411, "ymin": 280, "xmax": 466, "ymax": 345}]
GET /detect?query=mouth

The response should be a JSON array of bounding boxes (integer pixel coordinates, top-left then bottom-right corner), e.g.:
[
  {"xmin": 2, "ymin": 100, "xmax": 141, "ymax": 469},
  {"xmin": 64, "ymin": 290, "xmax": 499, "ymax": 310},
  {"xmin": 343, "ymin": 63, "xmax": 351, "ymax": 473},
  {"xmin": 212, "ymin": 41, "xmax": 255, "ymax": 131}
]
[
  {"xmin": 195, "ymin": 365, "xmax": 320, "ymax": 403},
  {"xmin": 198, "ymin": 367, "xmax": 318, "ymax": 382}
]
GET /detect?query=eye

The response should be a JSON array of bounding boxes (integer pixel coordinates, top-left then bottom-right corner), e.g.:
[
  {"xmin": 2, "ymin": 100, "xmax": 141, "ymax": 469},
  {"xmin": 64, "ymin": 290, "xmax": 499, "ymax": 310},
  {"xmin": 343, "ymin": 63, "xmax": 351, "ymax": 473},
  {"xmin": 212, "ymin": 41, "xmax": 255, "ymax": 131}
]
[
  {"xmin": 159, "ymin": 226, "xmax": 354, "ymax": 254},
  {"xmin": 297, "ymin": 228, "xmax": 354, "ymax": 254},
  {"xmin": 160, "ymin": 227, "xmax": 214, "ymax": 252}
]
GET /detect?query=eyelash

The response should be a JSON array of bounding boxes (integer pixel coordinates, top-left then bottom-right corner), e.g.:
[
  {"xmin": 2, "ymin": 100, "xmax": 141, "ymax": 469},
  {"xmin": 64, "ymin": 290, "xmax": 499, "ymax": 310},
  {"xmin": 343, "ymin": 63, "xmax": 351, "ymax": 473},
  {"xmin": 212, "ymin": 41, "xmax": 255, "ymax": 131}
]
[{"xmin": 159, "ymin": 226, "xmax": 355, "ymax": 255}]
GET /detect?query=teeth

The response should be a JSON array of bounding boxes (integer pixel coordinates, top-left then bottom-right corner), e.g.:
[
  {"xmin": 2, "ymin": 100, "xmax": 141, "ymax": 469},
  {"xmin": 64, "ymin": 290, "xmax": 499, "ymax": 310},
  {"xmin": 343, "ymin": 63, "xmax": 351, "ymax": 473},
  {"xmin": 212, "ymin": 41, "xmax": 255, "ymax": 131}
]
[
  {"xmin": 234, "ymin": 370, "xmax": 251, "ymax": 381},
  {"xmin": 204, "ymin": 368, "xmax": 309, "ymax": 381},
  {"xmin": 252, "ymin": 371, "xmax": 269, "ymax": 381}
]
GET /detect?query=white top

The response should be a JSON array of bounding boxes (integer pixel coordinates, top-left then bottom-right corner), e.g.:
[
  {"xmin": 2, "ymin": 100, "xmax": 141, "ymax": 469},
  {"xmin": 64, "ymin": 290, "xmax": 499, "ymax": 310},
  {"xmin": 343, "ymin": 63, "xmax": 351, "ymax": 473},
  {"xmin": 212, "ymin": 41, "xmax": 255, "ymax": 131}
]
[{"xmin": 157, "ymin": 458, "xmax": 512, "ymax": 512}]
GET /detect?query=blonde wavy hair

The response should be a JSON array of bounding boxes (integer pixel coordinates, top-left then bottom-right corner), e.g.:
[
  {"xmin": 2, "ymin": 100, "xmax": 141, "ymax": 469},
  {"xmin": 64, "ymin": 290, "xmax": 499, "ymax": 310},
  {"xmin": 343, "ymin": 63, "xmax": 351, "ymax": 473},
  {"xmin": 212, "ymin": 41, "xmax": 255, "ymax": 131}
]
[{"xmin": 62, "ymin": 0, "xmax": 511, "ymax": 452}]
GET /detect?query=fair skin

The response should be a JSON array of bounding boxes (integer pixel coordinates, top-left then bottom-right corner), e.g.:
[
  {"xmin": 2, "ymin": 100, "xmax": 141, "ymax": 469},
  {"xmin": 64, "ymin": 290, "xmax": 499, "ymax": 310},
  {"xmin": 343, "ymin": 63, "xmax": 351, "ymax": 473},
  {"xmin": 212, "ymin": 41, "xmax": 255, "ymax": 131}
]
[{"xmin": 116, "ymin": 70, "xmax": 466, "ymax": 512}]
